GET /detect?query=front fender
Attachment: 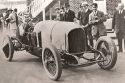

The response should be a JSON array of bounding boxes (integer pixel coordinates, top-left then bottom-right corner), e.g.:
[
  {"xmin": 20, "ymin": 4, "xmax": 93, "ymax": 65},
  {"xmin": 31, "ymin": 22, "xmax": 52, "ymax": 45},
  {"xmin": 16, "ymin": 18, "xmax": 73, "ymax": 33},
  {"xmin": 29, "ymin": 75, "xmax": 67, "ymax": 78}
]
[{"xmin": 94, "ymin": 36, "xmax": 116, "ymax": 50}]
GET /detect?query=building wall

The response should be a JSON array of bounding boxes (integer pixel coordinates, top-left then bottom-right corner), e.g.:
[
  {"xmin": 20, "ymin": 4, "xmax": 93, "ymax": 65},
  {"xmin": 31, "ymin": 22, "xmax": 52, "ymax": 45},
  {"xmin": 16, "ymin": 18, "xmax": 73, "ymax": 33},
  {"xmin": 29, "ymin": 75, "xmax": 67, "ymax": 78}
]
[
  {"xmin": 106, "ymin": 0, "xmax": 121, "ymax": 15},
  {"xmin": 0, "ymin": 1, "xmax": 27, "ymax": 13},
  {"xmin": 69, "ymin": 0, "xmax": 93, "ymax": 14},
  {"xmin": 68, "ymin": 0, "xmax": 121, "ymax": 15}
]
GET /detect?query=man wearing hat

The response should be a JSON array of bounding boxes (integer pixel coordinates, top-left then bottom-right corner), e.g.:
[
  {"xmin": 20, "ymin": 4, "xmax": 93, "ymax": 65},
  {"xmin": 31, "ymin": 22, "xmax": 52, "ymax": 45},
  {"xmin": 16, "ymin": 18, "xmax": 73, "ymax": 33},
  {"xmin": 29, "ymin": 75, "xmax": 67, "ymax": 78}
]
[
  {"xmin": 64, "ymin": 4, "xmax": 76, "ymax": 22},
  {"xmin": 112, "ymin": 3, "xmax": 125, "ymax": 52},
  {"xmin": 78, "ymin": 2, "xmax": 93, "ymax": 49},
  {"xmin": 5, "ymin": 8, "xmax": 13, "ymax": 27},
  {"xmin": 89, "ymin": 3, "xmax": 107, "ymax": 40},
  {"xmin": 7, "ymin": 8, "xmax": 19, "ymax": 38}
]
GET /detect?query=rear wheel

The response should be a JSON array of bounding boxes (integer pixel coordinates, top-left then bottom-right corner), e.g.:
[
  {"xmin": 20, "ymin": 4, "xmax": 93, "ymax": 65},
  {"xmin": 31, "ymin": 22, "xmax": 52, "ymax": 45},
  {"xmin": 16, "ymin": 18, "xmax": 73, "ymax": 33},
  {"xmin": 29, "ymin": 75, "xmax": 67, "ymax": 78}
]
[
  {"xmin": 42, "ymin": 45, "xmax": 62, "ymax": 81},
  {"xmin": 95, "ymin": 36, "xmax": 117, "ymax": 70},
  {"xmin": 2, "ymin": 36, "xmax": 14, "ymax": 61}
]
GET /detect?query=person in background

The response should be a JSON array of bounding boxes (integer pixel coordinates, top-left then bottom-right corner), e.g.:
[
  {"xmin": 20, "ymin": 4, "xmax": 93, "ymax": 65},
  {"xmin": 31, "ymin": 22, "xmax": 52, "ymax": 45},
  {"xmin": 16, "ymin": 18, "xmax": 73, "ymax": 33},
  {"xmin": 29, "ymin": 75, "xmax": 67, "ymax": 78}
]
[
  {"xmin": 112, "ymin": 3, "xmax": 125, "ymax": 52},
  {"xmin": 89, "ymin": 3, "xmax": 107, "ymax": 40},
  {"xmin": 0, "ymin": 17, "xmax": 3, "ymax": 31},
  {"xmin": 5, "ymin": 8, "xmax": 13, "ymax": 28},
  {"xmin": 13, "ymin": 8, "xmax": 20, "ymax": 38},
  {"xmin": 13, "ymin": 8, "xmax": 18, "ymax": 26},
  {"xmin": 7, "ymin": 8, "xmax": 18, "ymax": 37},
  {"xmin": 78, "ymin": 2, "xmax": 93, "ymax": 49},
  {"xmin": 77, "ymin": 4, "xmax": 83, "ymax": 25},
  {"xmin": 55, "ymin": 7, "xmax": 60, "ymax": 21},
  {"xmin": 60, "ymin": 7, "xmax": 65, "ymax": 21},
  {"xmin": 5, "ymin": 9, "xmax": 9, "ymax": 20},
  {"xmin": 2, "ymin": 12, "xmax": 7, "ymax": 29},
  {"xmin": 64, "ymin": 4, "xmax": 76, "ymax": 22}
]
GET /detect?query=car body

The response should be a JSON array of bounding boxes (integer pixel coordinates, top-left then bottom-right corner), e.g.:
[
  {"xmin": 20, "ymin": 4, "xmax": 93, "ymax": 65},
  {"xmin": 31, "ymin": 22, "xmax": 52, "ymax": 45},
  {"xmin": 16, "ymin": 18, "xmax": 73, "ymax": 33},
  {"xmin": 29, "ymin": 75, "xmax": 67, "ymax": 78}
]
[
  {"xmin": 34, "ymin": 21, "xmax": 86, "ymax": 54},
  {"xmin": 2, "ymin": 20, "xmax": 117, "ymax": 81}
]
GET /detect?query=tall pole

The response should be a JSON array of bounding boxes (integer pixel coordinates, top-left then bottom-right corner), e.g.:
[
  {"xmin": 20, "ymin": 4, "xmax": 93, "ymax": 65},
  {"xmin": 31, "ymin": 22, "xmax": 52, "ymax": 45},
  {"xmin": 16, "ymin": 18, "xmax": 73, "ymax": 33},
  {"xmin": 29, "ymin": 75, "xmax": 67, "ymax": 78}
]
[
  {"xmin": 59, "ymin": 0, "xmax": 61, "ymax": 8},
  {"xmin": 43, "ymin": 8, "xmax": 45, "ymax": 21},
  {"xmin": 50, "ymin": 8, "xmax": 52, "ymax": 20}
]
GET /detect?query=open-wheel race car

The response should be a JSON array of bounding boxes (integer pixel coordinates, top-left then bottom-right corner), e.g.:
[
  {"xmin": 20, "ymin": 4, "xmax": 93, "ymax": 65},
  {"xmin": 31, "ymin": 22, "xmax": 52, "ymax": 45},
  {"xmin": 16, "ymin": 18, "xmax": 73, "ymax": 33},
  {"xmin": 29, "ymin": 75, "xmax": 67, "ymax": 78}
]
[{"xmin": 2, "ymin": 20, "xmax": 117, "ymax": 81}]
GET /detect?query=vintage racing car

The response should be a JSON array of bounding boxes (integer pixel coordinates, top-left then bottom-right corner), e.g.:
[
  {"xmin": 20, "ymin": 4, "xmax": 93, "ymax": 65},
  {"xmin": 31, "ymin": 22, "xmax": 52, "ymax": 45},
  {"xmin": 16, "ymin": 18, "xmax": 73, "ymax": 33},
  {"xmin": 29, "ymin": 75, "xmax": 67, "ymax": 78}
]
[{"xmin": 2, "ymin": 20, "xmax": 117, "ymax": 81}]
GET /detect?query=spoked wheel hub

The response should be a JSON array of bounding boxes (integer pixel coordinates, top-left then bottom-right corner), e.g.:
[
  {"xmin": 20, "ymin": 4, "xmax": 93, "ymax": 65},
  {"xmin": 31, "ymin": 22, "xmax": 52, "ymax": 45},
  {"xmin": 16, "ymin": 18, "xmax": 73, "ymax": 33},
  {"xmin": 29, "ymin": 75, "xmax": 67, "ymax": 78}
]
[
  {"xmin": 98, "ymin": 42, "xmax": 112, "ymax": 66},
  {"xmin": 42, "ymin": 45, "xmax": 62, "ymax": 81},
  {"xmin": 44, "ymin": 49, "xmax": 57, "ymax": 76},
  {"xmin": 95, "ymin": 36, "xmax": 117, "ymax": 70}
]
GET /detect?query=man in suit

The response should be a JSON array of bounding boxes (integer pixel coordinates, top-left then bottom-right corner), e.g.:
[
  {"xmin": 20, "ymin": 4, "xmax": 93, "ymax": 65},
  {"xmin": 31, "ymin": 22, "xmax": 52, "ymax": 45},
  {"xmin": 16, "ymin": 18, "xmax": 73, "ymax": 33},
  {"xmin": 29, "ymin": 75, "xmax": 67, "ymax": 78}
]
[
  {"xmin": 112, "ymin": 3, "xmax": 125, "ymax": 52},
  {"xmin": 77, "ymin": 4, "xmax": 83, "ymax": 25},
  {"xmin": 13, "ymin": 8, "xmax": 20, "ymax": 39},
  {"xmin": 89, "ymin": 3, "xmax": 107, "ymax": 40},
  {"xmin": 78, "ymin": 2, "xmax": 93, "ymax": 49},
  {"xmin": 64, "ymin": 4, "xmax": 76, "ymax": 22}
]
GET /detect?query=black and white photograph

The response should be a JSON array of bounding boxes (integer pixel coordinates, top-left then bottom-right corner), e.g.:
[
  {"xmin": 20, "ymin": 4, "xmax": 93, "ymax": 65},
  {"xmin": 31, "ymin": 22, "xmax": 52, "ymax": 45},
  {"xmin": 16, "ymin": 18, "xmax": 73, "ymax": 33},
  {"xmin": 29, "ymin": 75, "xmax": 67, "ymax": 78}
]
[{"xmin": 0, "ymin": 0, "xmax": 125, "ymax": 83}]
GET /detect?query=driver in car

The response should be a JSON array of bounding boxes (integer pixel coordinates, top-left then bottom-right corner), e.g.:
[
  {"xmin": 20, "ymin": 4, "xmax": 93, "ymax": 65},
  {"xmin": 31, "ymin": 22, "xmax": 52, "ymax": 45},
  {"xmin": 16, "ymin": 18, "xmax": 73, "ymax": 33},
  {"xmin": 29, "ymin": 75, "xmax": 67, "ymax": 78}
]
[{"xmin": 20, "ymin": 14, "xmax": 34, "ymax": 46}]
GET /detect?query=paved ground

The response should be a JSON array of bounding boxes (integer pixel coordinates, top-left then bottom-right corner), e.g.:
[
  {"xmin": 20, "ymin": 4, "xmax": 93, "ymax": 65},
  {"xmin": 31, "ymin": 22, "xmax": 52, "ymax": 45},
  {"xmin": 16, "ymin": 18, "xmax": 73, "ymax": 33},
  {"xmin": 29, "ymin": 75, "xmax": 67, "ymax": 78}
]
[
  {"xmin": 0, "ymin": 27, "xmax": 125, "ymax": 83},
  {"xmin": 0, "ymin": 50, "xmax": 125, "ymax": 83}
]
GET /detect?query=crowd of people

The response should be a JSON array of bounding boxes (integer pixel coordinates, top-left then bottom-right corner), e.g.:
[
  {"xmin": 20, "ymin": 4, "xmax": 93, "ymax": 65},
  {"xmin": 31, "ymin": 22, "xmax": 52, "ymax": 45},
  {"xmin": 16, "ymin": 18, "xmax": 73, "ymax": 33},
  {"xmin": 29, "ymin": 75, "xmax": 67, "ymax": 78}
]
[
  {"xmin": 1, "ymin": 8, "xmax": 19, "ymax": 38},
  {"xmin": 0, "ymin": 7, "xmax": 34, "ymax": 39},
  {"xmin": 54, "ymin": 2, "xmax": 107, "ymax": 50},
  {"xmin": 54, "ymin": 4, "xmax": 76, "ymax": 22},
  {"xmin": 55, "ymin": 2, "xmax": 125, "ymax": 52}
]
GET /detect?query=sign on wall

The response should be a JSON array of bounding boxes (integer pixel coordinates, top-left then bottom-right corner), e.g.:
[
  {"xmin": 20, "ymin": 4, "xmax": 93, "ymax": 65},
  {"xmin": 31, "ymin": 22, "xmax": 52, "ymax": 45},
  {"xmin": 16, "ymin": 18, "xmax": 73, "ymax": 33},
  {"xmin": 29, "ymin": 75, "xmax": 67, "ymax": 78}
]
[{"xmin": 30, "ymin": 0, "xmax": 54, "ymax": 18}]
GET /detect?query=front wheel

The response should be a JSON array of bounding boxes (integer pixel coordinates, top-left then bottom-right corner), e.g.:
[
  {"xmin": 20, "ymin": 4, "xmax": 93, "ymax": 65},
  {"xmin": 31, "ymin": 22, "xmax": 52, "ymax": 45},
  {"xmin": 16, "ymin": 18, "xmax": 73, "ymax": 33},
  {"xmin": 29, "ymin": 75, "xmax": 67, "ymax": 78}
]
[
  {"xmin": 42, "ymin": 45, "xmax": 62, "ymax": 81},
  {"xmin": 2, "ymin": 35, "xmax": 14, "ymax": 61},
  {"xmin": 95, "ymin": 36, "xmax": 117, "ymax": 70}
]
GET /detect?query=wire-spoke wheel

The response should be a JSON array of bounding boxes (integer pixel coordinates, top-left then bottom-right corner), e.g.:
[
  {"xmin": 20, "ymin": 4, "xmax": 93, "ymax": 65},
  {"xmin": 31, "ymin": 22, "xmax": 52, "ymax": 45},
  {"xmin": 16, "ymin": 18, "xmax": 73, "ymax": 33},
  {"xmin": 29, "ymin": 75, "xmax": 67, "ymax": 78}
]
[
  {"xmin": 2, "ymin": 35, "xmax": 14, "ymax": 61},
  {"xmin": 42, "ymin": 45, "xmax": 62, "ymax": 81},
  {"xmin": 95, "ymin": 36, "xmax": 117, "ymax": 70}
]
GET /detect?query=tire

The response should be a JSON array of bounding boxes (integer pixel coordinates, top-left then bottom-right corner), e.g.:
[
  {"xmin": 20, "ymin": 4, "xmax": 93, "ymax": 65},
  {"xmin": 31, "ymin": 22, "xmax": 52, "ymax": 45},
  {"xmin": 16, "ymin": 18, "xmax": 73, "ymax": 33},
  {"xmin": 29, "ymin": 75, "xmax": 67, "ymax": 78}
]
[
  {"xmin": 42, "ymin": 45, "xmax": 62, "ymax": 81},
  {"xmin": 95, "ymin": 36, "xmax": 117, "ymax": 70},
  {"xmin": 2, "ymin": 36, "xmax": 14, "ymax": 61}
]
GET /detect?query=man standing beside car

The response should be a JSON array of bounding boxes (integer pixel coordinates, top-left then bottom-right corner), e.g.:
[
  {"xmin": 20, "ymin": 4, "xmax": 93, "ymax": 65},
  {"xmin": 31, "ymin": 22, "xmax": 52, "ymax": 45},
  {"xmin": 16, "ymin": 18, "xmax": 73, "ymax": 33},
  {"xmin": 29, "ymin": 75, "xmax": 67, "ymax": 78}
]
[
  {"xmin": 89, "ymin": 3, "xmax": 107, "ymax": 40},
  {"xmin": 13, "ymin": 8, "xmax": 20, "ymax": 39},
  {"xmin": 78, "ymin": 2, "xmax": 93, "ymax": 49},
  {"xmin": 112, "ymin": 3, "xmax": 125, "ymax": 52},
  {"xmin": 64, "ymin": 4, "xmax": 76, "ymax": 22}
]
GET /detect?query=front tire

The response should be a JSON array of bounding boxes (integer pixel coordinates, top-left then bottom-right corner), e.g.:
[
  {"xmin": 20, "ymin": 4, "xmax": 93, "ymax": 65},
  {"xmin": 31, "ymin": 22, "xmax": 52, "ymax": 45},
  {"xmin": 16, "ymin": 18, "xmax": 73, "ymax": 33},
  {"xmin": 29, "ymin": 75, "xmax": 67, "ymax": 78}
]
[
  {"xmin": 42, "ymin": 45, "xmax": 62, "ymax": 81},
  {"xmin": 2, "ymin": 36, "xmax": 14, "ymax": 61},
  {"xmin": 95, "ymin": 36, "xmax": 117, "ymax": 70}
]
